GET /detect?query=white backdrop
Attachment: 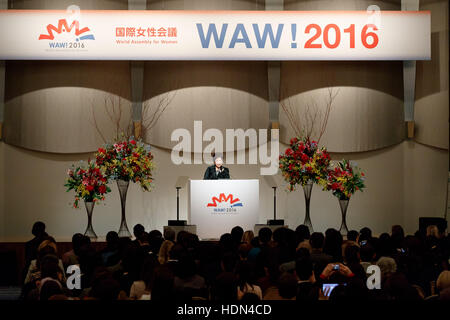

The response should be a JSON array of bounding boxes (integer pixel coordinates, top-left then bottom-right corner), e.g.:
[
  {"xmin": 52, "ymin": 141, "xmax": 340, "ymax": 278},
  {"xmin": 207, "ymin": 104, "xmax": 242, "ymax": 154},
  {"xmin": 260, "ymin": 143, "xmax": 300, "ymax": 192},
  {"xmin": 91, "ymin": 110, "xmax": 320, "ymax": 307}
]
[
  {"xmin": 0, "ymin": 10, "xmax": 430, "ymax": 60},
  {"xmin": 189, "ymin": 179, "xmax": 259, "ymax": 239}
]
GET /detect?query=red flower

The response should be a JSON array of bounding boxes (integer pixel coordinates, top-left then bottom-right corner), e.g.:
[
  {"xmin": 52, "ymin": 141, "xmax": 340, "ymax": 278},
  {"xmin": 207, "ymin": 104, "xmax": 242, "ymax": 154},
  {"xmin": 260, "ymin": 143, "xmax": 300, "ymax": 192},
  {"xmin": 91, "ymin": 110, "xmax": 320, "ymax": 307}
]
[
  {"xmin": 99, "ymin": 185, "xmax": 106, "ymax": 194},
  {"xmin": 86, "ymin": 185, "xmax": 94, "ymax": 192},
  {"xmin": 130, "ymin": 140, "xmax": 136, "ymax": 145},
  {"xmin": 331, "ymin": 182, "xmax": 340, "ymax": 190},
  {"xmin": 301, "ymin": 154, "xmax": 309, "ymax": 163}
]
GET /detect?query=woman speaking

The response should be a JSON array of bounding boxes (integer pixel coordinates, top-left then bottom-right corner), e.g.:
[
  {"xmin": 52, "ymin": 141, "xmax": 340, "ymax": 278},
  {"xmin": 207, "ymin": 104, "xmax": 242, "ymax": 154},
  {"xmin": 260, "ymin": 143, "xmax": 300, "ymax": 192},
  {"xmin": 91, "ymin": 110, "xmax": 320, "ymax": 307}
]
[{"xmin": 203, "ymin": 155, "xmax": 230, "ymax": 180}]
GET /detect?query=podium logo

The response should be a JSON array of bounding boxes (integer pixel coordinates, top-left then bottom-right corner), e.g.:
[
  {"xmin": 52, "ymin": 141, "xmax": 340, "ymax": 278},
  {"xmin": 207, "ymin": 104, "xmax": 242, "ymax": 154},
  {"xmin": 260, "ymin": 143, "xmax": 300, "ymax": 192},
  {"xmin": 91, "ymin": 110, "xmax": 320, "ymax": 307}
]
[
  {"xmin": 38, "ymin": 18, "xmax": 95, "ymax": 50},
  {"xmin": 207, "ymin": 193, "xmax": 243, "ymax": 213}
]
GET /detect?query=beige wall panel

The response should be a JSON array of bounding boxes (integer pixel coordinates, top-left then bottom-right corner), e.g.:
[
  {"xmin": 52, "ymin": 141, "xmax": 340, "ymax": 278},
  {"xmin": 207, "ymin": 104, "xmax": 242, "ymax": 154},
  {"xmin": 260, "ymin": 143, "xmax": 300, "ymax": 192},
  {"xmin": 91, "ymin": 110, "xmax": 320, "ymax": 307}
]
[
  {"xmin": 4, "ymin": 88, "xmax": 132, "ymax": 153},
  {"xmin": 142, "ymin": 61, "xmax": 269, "ymax": 151},
  {"xmin": 5, "ymin": 61, "xmax": 131, "ymax": 103},
  {"xmin": 280, "ymin": 62, "xmax": 405, "ymax": 152},
  {"xmin": 403, "ymin": 140, "xmax": 449, "ymax": 232},
  {"xmin": 415, "ymin": 0, "xmax": 449, "ymax": 149},
  {"xmin": 4, "ymin": 61, "xmax": 132, "ymax": 153}
]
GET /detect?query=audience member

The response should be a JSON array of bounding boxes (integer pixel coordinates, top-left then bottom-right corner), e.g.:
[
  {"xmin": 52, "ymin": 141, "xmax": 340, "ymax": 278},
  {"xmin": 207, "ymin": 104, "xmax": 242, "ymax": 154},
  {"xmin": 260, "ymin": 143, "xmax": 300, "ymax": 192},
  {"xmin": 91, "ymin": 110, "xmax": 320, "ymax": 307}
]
[{"xmin": 15, "ymin": 221, "xmax": 449, "ymax": 302}]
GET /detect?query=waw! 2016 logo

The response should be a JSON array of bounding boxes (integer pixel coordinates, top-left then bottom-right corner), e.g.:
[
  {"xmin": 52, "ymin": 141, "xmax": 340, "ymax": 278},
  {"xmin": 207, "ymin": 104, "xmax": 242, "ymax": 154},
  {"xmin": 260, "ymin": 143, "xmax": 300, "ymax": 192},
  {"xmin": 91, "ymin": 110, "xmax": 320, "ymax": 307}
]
[
  {"xmin": 38, "ymin": 19, "xmax": 95, "ymax": 50},
  {"xmin": 207, "ymin": 193, "xmax": 243, "ymax": 214}
]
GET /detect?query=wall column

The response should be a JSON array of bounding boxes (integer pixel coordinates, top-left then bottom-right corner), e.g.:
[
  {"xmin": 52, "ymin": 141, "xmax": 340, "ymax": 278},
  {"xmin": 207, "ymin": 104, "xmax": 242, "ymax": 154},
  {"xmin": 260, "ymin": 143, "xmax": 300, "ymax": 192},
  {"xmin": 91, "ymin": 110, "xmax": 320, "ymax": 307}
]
[
  {"xmin": 128, "ymin": 0, "xmax": 146, "ymax": 138},
  {"xmin": 265, "ymin": 0, "xmax": 283, "ymax": 131},
  {"xmin": 0, "ymin": 0, "xmax": 6, "ymax": 139},
  {"xmin": 402, "ymin": 0, "xmax": 420, "ymax": 138}
]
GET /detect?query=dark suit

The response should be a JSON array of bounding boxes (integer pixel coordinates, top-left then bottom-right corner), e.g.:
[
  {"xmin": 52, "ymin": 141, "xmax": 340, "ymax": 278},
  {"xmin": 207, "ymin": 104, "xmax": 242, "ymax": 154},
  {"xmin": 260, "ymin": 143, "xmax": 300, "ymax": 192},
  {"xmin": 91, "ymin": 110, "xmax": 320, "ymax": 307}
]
[
  {"xmin": 203, "ymin": 165, "xmax": 230, "ymax": 180},
  {"xmin": 23, "ymin": 233, "xmax": 48, "ymax": 283},
  {"xmin": 297, "ymin": 282, "xmax": 320, "ymax": 301}
]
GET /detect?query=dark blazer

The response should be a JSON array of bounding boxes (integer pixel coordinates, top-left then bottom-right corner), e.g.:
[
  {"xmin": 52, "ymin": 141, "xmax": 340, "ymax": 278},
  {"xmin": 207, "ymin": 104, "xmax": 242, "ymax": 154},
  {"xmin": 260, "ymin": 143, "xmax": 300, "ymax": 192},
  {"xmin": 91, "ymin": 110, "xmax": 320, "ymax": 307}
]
[
  {"xmin": 297, "ymin": 282, "xmax": 320, "ymax": 301},
  {"xmin": 203, "ymin": 165, "xmax": 230, "ymax": 180}
]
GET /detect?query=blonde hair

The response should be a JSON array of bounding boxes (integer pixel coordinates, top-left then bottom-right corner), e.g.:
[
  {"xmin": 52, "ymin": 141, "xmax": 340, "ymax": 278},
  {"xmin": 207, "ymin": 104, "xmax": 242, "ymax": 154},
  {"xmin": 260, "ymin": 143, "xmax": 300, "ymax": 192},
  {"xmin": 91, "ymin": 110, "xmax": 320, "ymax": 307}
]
[
  {"xmin": 242, "ymin": 230, "xmax": 254, "ymax": 244},
  {"xmin": 437, "ymin": 271, "xmax": 450, "ymax": 292},
  {"xmin": 38, "ymin": 239, "xmax": 57, "ymax": 254},
  {"xmin": 158, "ymin": 240, "xmax": 175, "ymax": 264}
]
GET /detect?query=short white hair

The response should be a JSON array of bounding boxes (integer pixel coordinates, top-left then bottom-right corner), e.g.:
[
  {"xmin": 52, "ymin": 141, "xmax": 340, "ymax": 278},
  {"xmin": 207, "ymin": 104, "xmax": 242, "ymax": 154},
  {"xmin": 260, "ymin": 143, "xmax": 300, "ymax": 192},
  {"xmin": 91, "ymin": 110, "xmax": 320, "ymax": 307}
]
[
  {"xmin": 376, "ymin": 256, "xmax": 397, "ymax": 276},
  {"xmin": 214, "ymin": 154, "xmax": 223, "ymax": 162}
]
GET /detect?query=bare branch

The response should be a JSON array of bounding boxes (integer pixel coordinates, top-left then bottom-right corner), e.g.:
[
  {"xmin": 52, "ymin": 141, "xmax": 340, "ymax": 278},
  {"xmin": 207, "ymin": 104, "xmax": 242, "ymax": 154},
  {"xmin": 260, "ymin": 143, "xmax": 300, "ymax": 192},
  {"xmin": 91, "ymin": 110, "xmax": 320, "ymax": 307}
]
[
  {"xmin": 280, "ymin": 87, "xmax": 338, "ymax": 144},
  {"xmin": 90, "ymin": 93, "xmax": 133, "ymax": 144},
  {"xmin": 89, "ymin": 97, "xmax": 107, "ymax": 144},
  {"xmin": 141, "ymin": 86, "xmax": 178, "ymax": 137}
]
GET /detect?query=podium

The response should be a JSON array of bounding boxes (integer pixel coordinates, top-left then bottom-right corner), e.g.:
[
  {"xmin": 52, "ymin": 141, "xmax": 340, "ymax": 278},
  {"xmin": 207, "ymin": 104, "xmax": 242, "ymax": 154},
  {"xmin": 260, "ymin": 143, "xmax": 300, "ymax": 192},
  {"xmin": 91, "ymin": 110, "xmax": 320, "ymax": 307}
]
[{"xmin": 189, "ymin": 179, "xmax": 259, "ymax": 240}]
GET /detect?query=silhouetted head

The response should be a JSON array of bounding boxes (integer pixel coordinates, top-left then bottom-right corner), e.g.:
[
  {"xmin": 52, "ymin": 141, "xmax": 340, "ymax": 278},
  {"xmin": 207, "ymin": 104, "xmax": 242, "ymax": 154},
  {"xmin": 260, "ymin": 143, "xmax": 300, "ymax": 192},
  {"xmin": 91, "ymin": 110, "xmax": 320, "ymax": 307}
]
[
  {"xmin": 258, "ymin": 227, "xmax": 272, "ymax": 244},
  {"xmin": 359, "ymin": 227, "xmax": 372, "ymax": 242},
  {"xmin": 133, "ymin": 224, "xmax": 145, "ymax": 239},
  {"xmin": 213, "ymin": 272, "xmax": 237, "ymax": 301},
  {"xmin": 347, "ymin": 230, "xmax": 359, "ymax": 242},
  {"xmin": 71, "ymin": 233, "xmax": 84, "ymax": 255},
  {"xmin": 164, "ymin": 228, "xmax": 175, "ymax": 242},
  {"xmin": 310, "ymin": 232, "xmax": 325, "ymax": 250},
  {"xmin": 295, "ymin": 257, "xmax": 313, "ymax": 281},
  {"xmin": 277, "ymin": 272, "xmax": 298, "ymax": 299},
  {"xmin": 231, "ymin": 226, "xmax": 244, "ymax": 244},
  {"xmin": 32, "ymin": 221, "xmax": 46, "ymax": 237},
  {"xmin": 295, "ymin": 225, "xmax": 311, "ymax": 243},
  {"xmin": 106, "ymin": 231, "xmax": 119, "ymax": 248}
]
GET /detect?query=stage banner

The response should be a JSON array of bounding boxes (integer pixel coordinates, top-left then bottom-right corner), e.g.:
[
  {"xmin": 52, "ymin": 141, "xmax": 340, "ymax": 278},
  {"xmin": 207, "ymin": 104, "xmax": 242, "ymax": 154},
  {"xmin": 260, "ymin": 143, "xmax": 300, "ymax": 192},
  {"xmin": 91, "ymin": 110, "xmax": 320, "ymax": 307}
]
[
  {"xmin": 0, "ymin": 10, "xmax": 430, "ymax": 60},
  {"xmin": 189, "ymin": 179, "xmax": 259, "ymax": 240}
]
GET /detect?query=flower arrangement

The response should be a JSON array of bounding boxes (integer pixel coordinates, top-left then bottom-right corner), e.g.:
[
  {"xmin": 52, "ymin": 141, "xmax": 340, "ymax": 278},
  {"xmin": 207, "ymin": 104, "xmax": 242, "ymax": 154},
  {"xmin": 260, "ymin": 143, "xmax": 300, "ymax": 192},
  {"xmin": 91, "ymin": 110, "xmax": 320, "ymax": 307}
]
[
  {"xmin": 279, "ymin": 137, "xmax": 331, "ymax": 191},
  {"xmin": 95, "ymin": 137, "xmax": 154, "ymax": 191},
  {"xmin": 65, "ymin": 160, "xmax": 111, "ymax": 208},
  {"xmin": 325, "ymin": 159, "xmax": 366, "ymax": 200}
]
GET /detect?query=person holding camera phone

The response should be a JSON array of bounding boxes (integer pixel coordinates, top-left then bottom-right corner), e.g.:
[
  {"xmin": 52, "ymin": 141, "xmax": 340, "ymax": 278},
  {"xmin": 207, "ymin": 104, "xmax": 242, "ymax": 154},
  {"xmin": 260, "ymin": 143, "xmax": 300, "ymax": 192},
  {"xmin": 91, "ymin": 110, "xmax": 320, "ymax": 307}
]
[
  {"xmin": 318, "ymin": 263, "xmax": 356, "ymax": 300},
  {"xmin": 319, "ymin": 263, "xmax": 355, "ymax": 281}
]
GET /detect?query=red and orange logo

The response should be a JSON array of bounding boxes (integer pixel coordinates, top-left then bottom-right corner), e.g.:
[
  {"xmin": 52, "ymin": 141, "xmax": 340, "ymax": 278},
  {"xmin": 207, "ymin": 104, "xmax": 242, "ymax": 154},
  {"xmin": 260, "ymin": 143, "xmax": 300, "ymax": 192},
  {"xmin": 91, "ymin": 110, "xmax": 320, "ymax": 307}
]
[
  {"xmin": 207, "ymin": 193, "xmax": 243, "ymax": 207},
  {"xmin": 38, "ymin": 19, "xmax": 95, "ymax": 41}
]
